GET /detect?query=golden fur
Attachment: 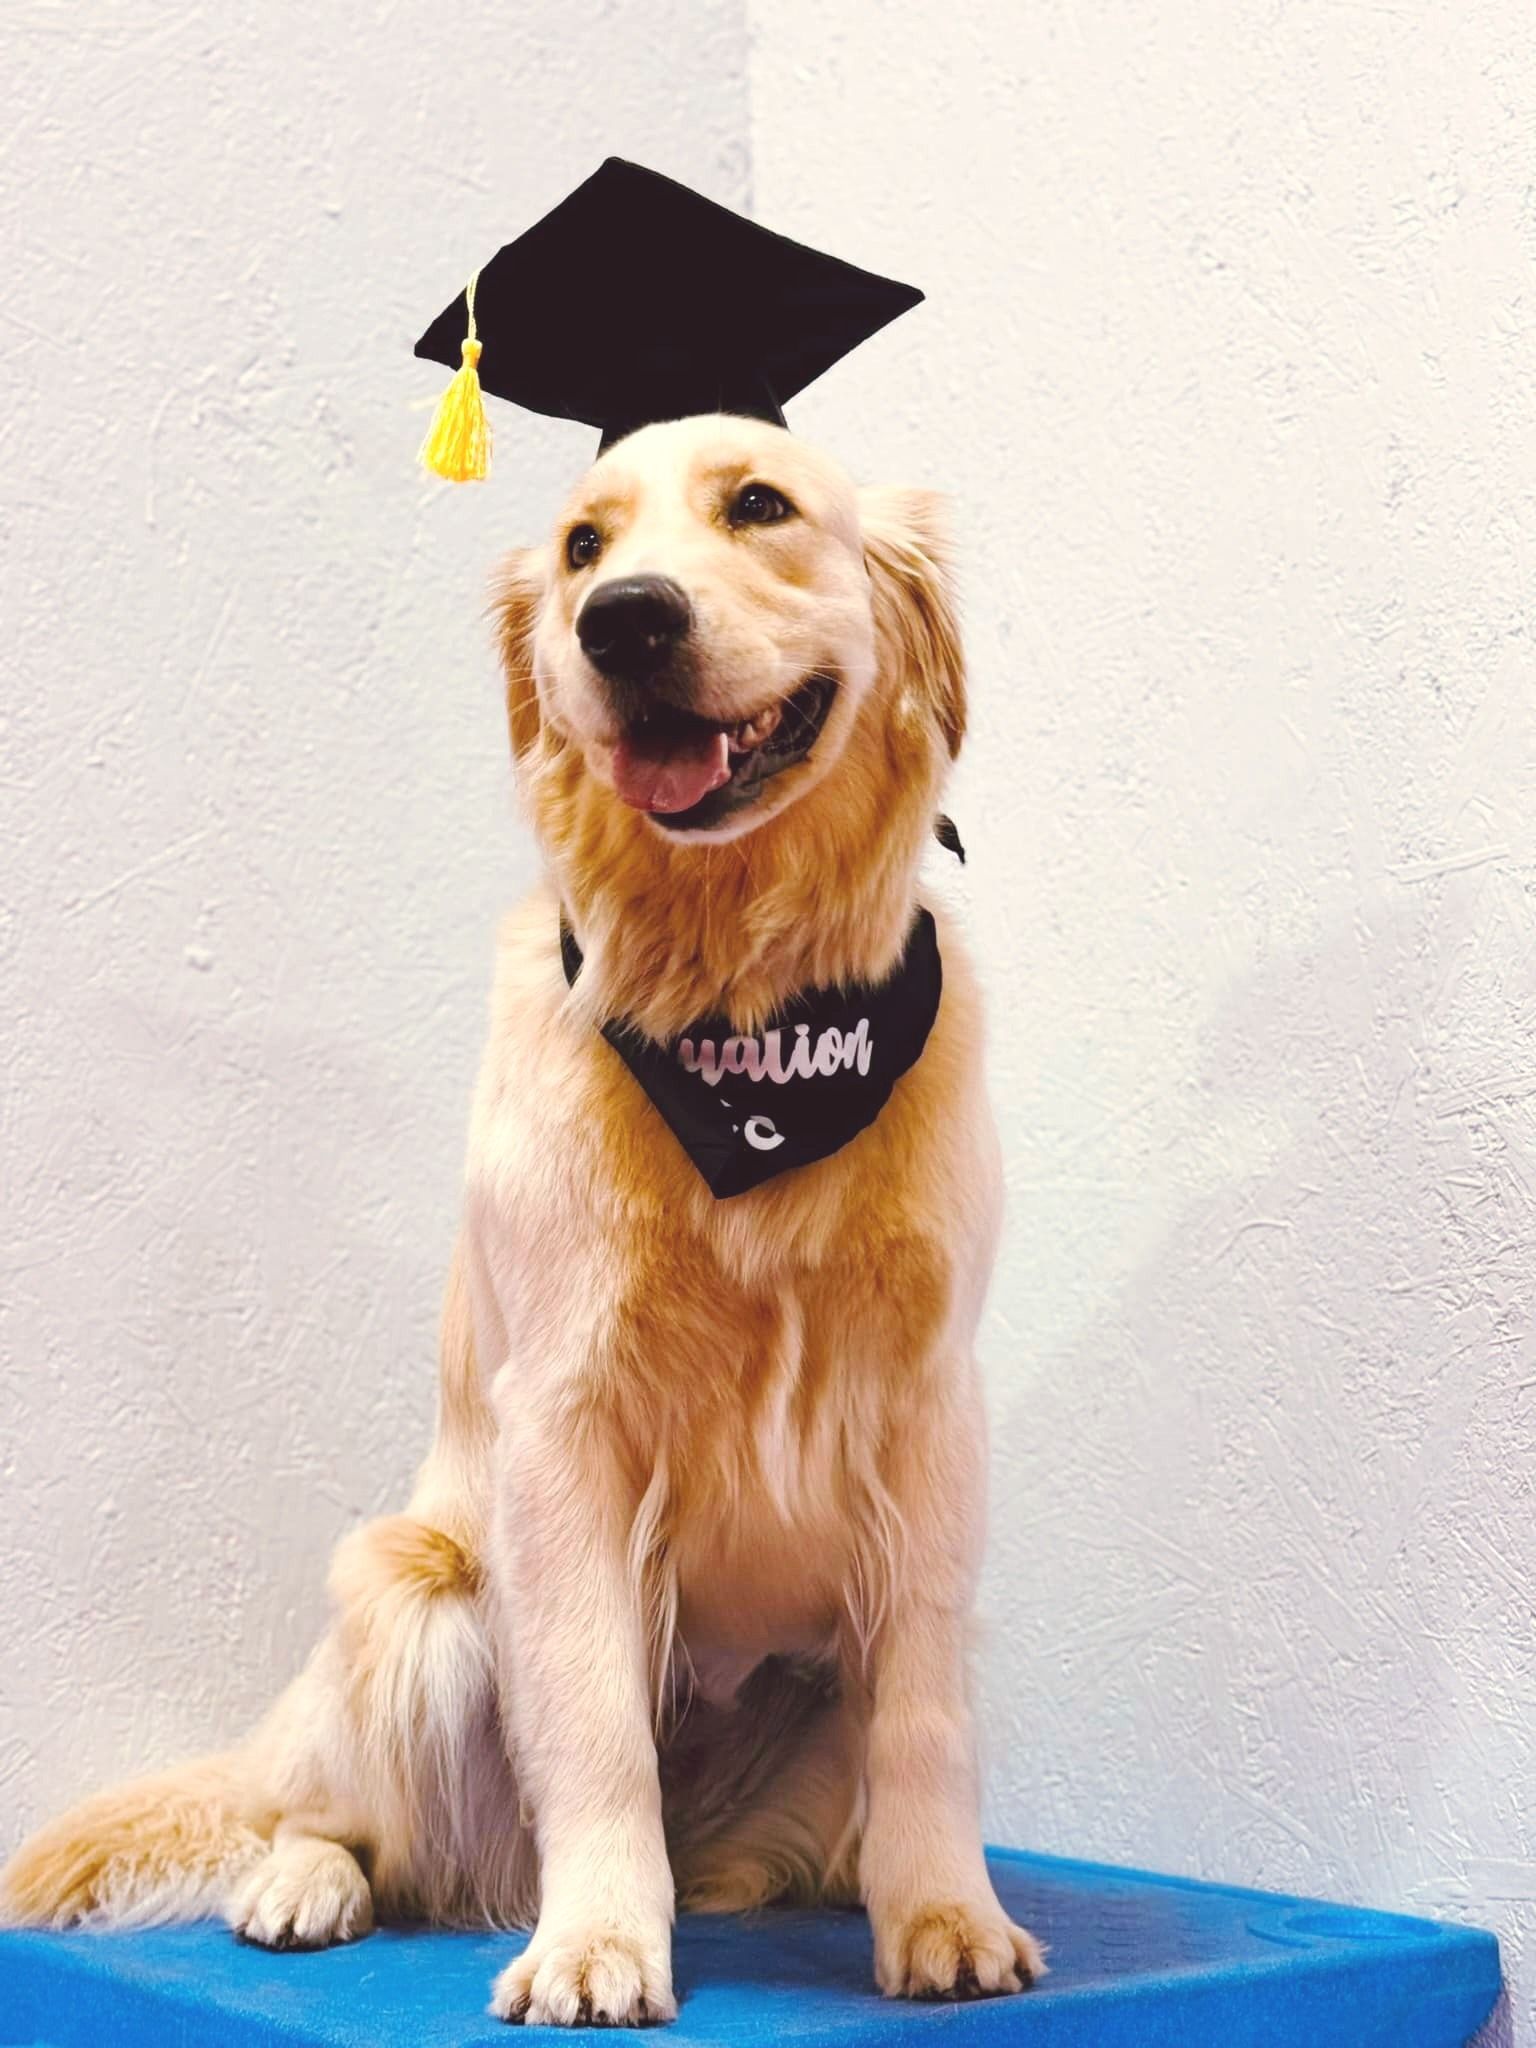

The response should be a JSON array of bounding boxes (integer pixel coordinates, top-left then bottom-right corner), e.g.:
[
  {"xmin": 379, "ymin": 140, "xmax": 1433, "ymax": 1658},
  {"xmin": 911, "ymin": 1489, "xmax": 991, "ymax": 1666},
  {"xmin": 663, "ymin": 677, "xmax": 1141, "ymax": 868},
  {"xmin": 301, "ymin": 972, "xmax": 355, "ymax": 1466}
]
[{"xmin": 2, "ymin": 415, "xmax": 1041, "ymax": 2024}]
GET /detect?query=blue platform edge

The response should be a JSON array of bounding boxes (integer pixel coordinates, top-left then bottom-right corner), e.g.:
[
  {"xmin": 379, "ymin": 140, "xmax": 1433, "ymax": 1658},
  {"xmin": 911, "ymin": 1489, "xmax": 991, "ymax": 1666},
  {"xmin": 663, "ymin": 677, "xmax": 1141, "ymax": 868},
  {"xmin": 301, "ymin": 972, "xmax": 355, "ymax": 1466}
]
[{"xmin": 0, "ymin": 1846, "xmax": 1501, "ymax": 2048}]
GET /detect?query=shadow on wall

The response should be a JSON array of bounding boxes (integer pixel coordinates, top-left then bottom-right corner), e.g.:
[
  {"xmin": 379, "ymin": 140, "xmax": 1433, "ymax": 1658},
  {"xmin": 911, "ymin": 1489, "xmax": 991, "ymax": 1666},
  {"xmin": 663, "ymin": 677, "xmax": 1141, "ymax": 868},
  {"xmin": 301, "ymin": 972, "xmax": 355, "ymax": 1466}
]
[
  {"xmin": 981, "ymin": 890, "xmax": 1535, "ymax": 2036},
  {"xmin": 1476, "ymin": 1989, "xmax": 1514, "ymax": 2048}
]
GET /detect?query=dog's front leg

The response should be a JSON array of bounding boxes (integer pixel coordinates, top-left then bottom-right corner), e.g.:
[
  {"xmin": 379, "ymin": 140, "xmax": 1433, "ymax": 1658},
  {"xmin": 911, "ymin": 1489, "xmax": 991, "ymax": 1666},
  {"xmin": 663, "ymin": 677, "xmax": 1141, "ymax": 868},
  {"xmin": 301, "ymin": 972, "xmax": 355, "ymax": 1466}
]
[
  {"xmin": 485, "ymin": 1389, "xmax": 675, "ymax": 2027},
  {"xmin": 857, "ymin": 1374, "xmax": 1045, "ymax": 2001}
]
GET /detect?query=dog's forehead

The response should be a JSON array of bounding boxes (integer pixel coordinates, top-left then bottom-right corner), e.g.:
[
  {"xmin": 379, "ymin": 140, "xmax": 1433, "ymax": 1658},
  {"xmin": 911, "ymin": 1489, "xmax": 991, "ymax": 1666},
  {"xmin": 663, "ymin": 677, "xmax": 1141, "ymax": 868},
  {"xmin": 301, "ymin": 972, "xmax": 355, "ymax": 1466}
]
[{"xmin": 560, "ymin": 415, "xmax": 856, "ymax": 525}]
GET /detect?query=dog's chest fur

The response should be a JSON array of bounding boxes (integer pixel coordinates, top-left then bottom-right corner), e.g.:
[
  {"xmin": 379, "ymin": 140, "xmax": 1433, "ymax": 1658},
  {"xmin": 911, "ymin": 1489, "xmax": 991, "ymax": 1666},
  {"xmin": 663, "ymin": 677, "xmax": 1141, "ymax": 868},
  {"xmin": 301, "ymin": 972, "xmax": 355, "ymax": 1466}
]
[
  {"xmin": 609, "ymin": 1225, "xmax": 955, "ymax": 1705},
  {"xmin": 469, "ymin": 892, "xmax": 991, "ymax": 1702}
]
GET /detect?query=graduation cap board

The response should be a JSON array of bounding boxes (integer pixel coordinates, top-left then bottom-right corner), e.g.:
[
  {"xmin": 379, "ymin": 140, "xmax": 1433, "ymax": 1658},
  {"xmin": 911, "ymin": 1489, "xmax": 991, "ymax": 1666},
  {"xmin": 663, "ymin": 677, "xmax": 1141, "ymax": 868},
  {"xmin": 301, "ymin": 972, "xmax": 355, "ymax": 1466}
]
[
  {"xmin": 0, "ymin": 1848, "xmax": 1501, "ymax": 2046},
  {"xmin": 414, "ymin": 156, "xmax": 923, "ymax": 477}
]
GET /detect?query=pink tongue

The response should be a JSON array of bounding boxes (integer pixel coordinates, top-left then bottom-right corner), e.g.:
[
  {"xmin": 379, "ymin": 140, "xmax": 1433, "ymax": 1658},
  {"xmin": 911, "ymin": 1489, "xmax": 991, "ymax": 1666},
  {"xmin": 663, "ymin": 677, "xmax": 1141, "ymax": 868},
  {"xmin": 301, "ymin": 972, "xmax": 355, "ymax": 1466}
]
[{"xmin": 611, "ymin": 726, "xmax": 731, "ymax": 814}]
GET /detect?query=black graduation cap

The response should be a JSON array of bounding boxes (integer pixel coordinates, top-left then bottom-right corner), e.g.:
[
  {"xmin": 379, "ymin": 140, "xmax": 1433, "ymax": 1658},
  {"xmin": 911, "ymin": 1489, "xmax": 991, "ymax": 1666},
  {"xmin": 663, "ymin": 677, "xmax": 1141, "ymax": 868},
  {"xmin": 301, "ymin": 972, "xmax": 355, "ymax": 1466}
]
[{"xmin": 414, "ymin": 157, "xmax": 923, "ymax": 476}]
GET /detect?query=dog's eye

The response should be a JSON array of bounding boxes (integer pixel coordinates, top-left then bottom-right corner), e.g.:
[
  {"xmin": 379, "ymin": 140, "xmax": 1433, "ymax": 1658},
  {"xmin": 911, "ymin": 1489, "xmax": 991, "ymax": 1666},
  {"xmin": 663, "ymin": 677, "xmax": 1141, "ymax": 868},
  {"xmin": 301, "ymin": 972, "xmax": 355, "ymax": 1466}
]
[
  {"xmin": 728, "ymin": 483, "xmax": 794, "ymax": 528},
  {"xmin": 566, "ymin": 523, "xmax": 603, "ymax": 570}
]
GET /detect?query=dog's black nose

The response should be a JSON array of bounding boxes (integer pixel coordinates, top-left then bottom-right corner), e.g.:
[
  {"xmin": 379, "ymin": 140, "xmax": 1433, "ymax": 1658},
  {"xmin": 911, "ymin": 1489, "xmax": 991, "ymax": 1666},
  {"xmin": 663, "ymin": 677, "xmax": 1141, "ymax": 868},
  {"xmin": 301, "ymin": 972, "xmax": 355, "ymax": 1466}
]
[{"xmin": 576, "ymin": 575, "xmax": 692, "ymax": 678}]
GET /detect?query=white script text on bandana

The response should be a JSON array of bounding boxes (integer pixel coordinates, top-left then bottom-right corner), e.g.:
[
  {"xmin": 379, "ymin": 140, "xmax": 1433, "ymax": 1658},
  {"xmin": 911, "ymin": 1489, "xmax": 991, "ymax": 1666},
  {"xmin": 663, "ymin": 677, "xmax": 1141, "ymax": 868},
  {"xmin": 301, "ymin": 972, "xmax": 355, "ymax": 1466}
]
[{"xmin": 677, "ymin": 1019, "xmax": 875, "ymax": 1088}]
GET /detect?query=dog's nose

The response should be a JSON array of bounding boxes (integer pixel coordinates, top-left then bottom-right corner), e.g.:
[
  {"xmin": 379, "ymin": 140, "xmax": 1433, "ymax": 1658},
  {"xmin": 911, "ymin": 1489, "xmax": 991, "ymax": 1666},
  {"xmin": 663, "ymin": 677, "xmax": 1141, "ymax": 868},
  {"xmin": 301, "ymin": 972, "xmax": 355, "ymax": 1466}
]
[{"xmin": 576, "ymin": 575, "xmax": 692, "ymax": 678}]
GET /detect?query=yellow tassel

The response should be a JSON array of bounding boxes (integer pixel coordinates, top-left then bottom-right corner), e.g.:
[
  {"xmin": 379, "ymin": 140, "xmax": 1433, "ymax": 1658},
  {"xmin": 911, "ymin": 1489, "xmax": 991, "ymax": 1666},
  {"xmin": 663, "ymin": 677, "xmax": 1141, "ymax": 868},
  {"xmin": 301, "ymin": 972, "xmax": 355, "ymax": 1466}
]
[{"xmin": 419, "ymin": 272, "xmax": 490, "ymax": 481}]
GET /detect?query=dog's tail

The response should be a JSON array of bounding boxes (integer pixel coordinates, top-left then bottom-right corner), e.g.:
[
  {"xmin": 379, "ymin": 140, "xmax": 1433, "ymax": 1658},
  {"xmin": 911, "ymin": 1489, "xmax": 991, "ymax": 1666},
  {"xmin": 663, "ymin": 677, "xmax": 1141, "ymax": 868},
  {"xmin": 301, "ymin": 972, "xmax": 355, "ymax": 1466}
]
[{"xmin": 0, "ymin": 1752, "xmax": 272, "ymax": 1930}]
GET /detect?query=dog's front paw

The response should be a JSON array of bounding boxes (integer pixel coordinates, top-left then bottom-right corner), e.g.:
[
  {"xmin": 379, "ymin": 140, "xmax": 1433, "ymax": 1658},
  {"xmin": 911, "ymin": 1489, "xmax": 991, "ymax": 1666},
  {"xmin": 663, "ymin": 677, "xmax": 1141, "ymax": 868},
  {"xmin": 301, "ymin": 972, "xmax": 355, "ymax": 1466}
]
[
  {"xmin": 873, "ymin": 1897, "xmax": 1045, "ymax": 2000},
  {"xmin": 489, "ymin": 1922, "xmax": 676, "ymax": 2027}
]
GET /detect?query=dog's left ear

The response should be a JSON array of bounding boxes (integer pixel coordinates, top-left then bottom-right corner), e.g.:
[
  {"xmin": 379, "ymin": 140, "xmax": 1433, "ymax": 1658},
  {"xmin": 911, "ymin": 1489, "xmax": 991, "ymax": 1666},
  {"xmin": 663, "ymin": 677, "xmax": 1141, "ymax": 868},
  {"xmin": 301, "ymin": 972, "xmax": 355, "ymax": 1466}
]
[
  {"xmin": 491, "ymin": 545, "xmax": 547, "ymax": 761},
  {"xmin": 859, "ymin": 487, "xmax": 966, "ymax": 761}
]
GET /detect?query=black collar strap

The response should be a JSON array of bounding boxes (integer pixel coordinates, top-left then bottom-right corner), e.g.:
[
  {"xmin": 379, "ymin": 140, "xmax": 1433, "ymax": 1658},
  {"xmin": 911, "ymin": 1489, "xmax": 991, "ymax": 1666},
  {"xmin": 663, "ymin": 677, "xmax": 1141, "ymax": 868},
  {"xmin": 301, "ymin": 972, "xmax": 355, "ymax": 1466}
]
[{"xmin": 560, "ymin": 908, "xmax": 943, "ymax": 1198}]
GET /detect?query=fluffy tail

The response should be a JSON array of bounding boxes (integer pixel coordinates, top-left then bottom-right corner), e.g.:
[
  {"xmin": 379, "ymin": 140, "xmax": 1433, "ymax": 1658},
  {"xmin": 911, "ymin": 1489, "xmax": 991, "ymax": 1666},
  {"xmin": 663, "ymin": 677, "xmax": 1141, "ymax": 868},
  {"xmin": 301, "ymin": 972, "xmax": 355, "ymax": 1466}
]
[{"xmin": 0, "ymin": 1752, "xmax": 272, "ymax": 1930}]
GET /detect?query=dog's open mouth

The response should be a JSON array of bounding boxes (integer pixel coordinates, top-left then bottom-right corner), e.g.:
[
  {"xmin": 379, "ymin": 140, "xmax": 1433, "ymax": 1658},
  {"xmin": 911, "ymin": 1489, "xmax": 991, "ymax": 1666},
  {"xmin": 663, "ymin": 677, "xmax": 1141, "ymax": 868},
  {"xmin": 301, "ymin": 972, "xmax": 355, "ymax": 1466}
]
[{"xmin": 609, "ymin": 675, "xmax": 838, "ymax": 832}]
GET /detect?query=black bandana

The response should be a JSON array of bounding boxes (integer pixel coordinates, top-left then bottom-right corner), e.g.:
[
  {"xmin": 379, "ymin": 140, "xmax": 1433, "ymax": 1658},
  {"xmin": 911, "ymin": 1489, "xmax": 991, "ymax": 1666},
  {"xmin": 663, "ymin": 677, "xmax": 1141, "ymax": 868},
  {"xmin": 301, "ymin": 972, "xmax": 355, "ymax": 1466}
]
[{"xmin": 561, "ymin": 909, "xmax": 943, "ymax": 1198}]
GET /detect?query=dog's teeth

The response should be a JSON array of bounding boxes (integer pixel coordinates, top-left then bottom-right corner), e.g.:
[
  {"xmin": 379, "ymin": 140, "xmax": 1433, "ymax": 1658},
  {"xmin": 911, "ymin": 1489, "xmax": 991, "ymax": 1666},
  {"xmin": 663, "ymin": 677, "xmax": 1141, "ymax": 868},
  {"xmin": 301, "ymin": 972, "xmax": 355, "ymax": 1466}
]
[{"xmin": 734, "ymin": 705, "xmax": 782, "ymax": 748}]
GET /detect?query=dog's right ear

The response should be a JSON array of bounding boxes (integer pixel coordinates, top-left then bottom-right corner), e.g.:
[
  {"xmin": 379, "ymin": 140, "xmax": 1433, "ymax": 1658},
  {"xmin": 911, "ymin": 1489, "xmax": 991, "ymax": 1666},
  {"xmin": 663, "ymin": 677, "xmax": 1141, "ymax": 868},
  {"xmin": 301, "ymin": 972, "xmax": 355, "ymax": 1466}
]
[{"xmin": 491, "ymin": 546, "xmax": 547, "ymax": 761}]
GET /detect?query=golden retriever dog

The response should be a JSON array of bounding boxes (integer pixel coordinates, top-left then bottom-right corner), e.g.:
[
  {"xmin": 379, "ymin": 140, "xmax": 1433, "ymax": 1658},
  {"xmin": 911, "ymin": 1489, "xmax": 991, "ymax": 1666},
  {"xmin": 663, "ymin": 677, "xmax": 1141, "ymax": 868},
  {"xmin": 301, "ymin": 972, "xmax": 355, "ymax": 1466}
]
[{"xmin": 2, "ymin": 413, "xmax": 1043, "ymax": 2025}]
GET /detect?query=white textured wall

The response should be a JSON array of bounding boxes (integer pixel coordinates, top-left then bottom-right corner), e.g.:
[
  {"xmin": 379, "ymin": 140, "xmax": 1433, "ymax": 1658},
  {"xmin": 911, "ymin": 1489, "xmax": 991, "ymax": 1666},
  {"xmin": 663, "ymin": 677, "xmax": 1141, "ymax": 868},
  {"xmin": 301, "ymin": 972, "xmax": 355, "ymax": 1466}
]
[
  {"xmin": 748, "ymin": 4, "xmax": 1535, "ymax": 2042},
  {"xmin": 1, "ymin": 0, "xmax": 747, "ymax": 1829},
  {"xmin": 4, "ymin": 3, "xmax": 1532, "ymax": 2042}
]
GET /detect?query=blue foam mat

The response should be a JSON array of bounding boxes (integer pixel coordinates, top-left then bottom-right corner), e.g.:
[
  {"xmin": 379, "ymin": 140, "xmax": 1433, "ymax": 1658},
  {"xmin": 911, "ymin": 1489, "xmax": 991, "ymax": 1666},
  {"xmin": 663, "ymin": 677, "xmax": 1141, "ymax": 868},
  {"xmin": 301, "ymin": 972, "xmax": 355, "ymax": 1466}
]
[{"xmin": 0, "ymin": 1848, "xmax": 1501, "ymax": 2047}]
